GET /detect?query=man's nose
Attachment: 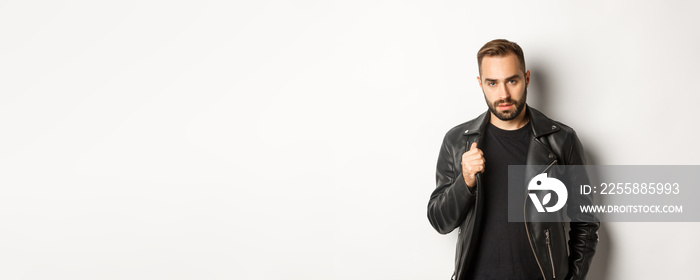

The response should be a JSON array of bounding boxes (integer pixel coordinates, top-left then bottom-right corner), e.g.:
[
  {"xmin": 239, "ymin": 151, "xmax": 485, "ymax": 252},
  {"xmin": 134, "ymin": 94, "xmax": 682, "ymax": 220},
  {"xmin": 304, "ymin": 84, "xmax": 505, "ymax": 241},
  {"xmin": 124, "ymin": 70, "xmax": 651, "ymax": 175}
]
[{"xmin": 498, "ymin": 84, "xmax": 510, "ymax": 99}]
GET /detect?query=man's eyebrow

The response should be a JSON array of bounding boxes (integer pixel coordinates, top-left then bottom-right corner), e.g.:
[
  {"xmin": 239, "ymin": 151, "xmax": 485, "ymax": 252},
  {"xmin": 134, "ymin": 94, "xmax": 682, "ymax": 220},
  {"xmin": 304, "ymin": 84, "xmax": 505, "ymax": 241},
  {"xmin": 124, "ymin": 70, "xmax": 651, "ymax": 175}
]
[
  {"xmin": 505, "ymin": 74, "xmax": 521, "ymax": 80},
  {"xmin": 483, "ymin": 75, "xmax": 521, "ymax": 82}
]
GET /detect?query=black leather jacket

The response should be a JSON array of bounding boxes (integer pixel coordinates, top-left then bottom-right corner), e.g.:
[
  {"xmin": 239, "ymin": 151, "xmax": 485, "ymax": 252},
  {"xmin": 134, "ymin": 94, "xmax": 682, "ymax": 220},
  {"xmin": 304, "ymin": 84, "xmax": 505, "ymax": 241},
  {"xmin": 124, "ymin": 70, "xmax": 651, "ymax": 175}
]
[{"xmin": 427, "ymin": 107, "xmax": 599, "ymax": 280}]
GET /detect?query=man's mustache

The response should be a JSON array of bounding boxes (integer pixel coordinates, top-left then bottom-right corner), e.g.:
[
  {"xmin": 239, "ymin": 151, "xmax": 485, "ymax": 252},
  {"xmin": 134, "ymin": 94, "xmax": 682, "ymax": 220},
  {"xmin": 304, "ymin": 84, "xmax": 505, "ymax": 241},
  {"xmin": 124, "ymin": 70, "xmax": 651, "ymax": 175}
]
[{"xmin": 494, "ymin": 99, "xmax": 518, "ymax": 106}]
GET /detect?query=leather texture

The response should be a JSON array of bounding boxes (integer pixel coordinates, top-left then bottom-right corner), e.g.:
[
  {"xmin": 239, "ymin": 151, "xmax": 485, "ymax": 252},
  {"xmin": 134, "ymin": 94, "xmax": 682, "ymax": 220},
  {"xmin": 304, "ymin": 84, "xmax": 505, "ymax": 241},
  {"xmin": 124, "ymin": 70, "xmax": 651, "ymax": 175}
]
[{"xmin": 427, "ymin": 107, "xmax": 599, "ymax": 280}]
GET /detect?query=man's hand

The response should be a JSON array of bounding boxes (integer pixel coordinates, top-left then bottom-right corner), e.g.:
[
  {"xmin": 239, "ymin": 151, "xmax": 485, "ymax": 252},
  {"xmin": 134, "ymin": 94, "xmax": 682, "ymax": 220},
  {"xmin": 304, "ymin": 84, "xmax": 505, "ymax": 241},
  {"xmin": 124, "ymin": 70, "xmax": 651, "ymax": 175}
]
[{"xmin": 461, "ymin": 142, "xmax": 485, "ymax": 189}]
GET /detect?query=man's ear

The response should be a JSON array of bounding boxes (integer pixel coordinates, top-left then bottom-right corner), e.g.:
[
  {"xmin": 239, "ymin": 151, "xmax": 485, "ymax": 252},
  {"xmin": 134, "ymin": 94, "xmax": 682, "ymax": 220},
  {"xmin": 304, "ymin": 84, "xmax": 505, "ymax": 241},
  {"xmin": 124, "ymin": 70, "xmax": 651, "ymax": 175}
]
[
  {"xmin": 525, "ymin": 70, "xmax": 530, "ymax": 88},
  {"xmin": 477, "ymin": 76, "xmax": 482, "ymax": 90}
]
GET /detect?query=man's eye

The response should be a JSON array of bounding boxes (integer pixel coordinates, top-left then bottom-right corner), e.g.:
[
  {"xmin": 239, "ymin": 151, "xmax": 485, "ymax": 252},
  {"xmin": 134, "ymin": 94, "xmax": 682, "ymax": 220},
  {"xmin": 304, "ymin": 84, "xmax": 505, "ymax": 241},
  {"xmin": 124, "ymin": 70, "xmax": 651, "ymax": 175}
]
[
  {"xmin": 508, "ymin": 80, "xmax": 517, "ymax": 84},
  {"xmin": 488, "ymin": 82, "xmax": 496, "ymax": 86}
]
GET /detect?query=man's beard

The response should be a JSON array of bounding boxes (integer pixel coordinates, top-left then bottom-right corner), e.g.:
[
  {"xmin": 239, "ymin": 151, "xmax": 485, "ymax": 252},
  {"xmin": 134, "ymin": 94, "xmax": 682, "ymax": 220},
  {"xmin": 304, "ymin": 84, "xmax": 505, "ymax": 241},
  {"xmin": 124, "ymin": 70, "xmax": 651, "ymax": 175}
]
[{"xmin": 485, "ymin": 88, "xmax": 527, "ymax": 121}]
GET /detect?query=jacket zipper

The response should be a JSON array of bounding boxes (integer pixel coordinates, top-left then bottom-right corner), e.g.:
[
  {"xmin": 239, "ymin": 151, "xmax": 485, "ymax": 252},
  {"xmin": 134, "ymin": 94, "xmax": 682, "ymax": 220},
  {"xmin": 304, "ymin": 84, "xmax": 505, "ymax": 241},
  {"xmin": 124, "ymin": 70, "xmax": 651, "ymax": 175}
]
[
  {"xmin": 524, "ymin": 158, "xmax": 557, "ymax": 280},
  {"xmin": 455, "ymin": 225, "xmax": 464, "ymax": 278},
  {"xmin": 455, "ymin": 137, "xmax": 478, "ymax": 279},
  {"xmin": 540, "ymin": 159, "xmax": 557, "ymax": 175},
  {"xmin": 546, "ymin": 229, "xmax": 556, "ymax": 278}
]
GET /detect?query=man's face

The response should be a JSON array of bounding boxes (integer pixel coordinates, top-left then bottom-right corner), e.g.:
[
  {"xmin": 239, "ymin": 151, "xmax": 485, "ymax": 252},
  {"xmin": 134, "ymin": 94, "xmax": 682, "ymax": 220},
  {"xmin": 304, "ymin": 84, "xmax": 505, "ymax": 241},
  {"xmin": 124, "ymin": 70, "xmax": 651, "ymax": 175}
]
[{"xmin": 478, "ymin": 53, "xmax": 530, "ymax": 121}]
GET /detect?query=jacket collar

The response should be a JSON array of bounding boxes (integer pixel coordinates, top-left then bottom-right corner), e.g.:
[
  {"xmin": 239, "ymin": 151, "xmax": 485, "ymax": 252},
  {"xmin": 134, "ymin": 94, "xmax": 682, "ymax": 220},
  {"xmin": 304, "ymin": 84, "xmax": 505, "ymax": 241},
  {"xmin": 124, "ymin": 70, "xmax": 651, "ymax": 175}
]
[{"xmin": 462, "ymin": 106, "xmax": 560, "ymax": 137}]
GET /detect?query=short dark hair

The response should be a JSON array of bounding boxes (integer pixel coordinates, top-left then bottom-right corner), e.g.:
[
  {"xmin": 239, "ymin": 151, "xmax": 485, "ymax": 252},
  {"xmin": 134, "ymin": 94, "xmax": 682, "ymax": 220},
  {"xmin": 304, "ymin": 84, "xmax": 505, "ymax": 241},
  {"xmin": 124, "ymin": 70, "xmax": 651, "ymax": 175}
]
[{"xmin": 477, "ymin": 39, "xmax": 526, "ymax": 75}]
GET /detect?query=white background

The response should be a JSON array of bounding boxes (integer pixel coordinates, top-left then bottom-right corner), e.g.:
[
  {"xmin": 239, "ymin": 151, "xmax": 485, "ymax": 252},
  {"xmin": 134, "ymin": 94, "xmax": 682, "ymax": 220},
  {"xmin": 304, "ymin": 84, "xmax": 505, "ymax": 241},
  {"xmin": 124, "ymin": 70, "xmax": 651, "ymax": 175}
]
[{"xmin": 1, "ymin": 0, "xmax": 699, "ymax": 279}]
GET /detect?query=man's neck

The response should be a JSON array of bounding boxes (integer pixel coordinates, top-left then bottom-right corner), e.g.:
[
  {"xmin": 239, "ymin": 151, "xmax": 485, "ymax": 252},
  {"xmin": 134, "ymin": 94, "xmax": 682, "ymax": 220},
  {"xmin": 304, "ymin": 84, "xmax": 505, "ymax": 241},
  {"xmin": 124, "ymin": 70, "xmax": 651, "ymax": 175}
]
[{"xmin": 489, "ymin": 106, "xmax": 530, "ymax": 130}]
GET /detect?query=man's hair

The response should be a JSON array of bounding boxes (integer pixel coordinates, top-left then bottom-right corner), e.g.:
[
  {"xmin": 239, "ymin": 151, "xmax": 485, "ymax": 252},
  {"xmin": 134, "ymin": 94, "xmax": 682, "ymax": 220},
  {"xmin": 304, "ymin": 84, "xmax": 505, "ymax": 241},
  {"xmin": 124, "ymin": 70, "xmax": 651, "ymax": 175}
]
[{"xmin": 477, "ymin": 39, "xmax": 526, "ymax": 75}]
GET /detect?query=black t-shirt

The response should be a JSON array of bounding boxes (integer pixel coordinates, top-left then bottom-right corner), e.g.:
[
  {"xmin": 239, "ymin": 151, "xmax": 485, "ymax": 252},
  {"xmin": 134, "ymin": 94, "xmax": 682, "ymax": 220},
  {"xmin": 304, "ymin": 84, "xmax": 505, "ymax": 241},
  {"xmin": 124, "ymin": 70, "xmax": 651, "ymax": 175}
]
[{"xmin": 467, "ymin": 122, "xmax": 544, "ymax": 280}]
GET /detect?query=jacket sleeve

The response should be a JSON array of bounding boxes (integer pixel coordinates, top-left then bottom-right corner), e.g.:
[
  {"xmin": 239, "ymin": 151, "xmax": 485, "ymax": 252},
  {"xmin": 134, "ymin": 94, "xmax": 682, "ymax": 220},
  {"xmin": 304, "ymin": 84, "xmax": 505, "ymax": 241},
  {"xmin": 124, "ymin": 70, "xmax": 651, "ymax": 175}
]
[
  {"xmin": 564, "ymin": 131, "xmax": 600, "ymax": 280},
  {"xmin": 427, "ymin": 133, "xmax": 476, "ymax": 235}
]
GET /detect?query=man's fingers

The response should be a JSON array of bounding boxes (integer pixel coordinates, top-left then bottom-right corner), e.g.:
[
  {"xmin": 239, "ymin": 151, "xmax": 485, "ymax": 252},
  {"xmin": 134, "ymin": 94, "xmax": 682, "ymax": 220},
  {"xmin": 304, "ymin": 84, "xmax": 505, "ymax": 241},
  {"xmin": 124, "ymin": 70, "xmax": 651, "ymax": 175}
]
[
  {"xmin": 463, "ymin": 149, "xmax": 483, "ymax": 159},
  {"xmin": 463, "ymin": 152, "xmax": 485, "ymax": 162},
  {"xmin": 462, "ymin": 141, "xmax": 486, "ymax": 178},
  {"xmin": 469, "ymin": 159, "xmax": 485, "ymax": 166},
  {"xmin": 468, "ymin": 164, "xmax": 485, "ymax": 174}
]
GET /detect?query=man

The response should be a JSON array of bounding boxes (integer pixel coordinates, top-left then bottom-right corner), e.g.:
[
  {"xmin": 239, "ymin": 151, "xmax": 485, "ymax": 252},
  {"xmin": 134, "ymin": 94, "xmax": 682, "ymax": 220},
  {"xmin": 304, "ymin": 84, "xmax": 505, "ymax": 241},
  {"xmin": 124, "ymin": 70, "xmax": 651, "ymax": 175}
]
[{"xmin": 427, "ymin": 39, "xmax": 599, "ymax": 280}]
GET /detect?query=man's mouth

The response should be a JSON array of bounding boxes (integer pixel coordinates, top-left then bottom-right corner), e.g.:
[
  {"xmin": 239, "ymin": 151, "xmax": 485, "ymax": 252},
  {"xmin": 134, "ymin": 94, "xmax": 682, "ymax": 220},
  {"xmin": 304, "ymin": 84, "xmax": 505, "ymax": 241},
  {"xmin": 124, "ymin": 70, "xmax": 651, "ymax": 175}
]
[{"xmin": 497, "ymin": 103, "xmax": 513, "ymax": 110}]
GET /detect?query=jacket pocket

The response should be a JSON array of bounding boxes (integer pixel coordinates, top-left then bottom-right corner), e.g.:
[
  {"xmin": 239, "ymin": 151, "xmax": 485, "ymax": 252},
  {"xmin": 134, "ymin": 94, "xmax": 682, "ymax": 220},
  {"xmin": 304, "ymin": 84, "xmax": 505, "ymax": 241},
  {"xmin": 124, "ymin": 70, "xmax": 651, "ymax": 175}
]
[
  {"xmin": 454, "ymin": 223, "xmax": 464, "ymax": 275},
  {"xmin": 545, "ymin": 228, "xmax": 556, "ymax": 278}
]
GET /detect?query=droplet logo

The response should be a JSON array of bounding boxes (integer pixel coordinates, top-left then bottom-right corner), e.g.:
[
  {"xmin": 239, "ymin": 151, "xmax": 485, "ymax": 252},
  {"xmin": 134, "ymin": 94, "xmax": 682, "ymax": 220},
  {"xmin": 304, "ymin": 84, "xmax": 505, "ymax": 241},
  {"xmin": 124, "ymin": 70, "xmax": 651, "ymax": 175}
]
[{"xmin": 527, "ymin": 173, "xmax": 568, "ymax": 212}]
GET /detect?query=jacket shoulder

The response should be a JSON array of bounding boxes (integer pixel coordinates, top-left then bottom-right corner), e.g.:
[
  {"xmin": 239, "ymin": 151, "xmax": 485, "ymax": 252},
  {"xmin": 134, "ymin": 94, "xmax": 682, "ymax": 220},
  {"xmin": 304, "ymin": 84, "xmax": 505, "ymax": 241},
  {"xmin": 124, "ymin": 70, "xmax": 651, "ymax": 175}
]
[
  {"xmin": 443, "ymin": 116, "xmax": 480, "ymax": 140},
  {"xmin": 542, "ymin": 116, "xmax": 585, "ymax": 164},
  {"xmin": 530, "ymin": 107, "xmax": 578, "ymax": 137},
  {"xmin": 552, "ymin": 120, "xmax": 577, "ymax": 136}
]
